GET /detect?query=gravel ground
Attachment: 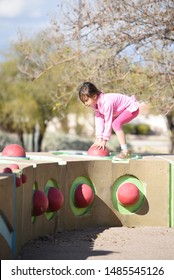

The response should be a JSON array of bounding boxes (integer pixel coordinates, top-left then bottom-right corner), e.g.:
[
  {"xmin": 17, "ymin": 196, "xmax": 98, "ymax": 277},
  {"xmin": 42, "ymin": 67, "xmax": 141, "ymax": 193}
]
[{"xmin": 18, "ymin": 226, "xmax": 174, "ymax": 260}]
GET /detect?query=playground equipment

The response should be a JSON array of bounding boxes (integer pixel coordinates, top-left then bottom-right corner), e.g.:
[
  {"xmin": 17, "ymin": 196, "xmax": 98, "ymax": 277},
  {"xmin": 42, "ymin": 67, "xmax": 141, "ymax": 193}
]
[{"xmin": 0, "ymin": 146, "xmax": 174, "ymax": 259}]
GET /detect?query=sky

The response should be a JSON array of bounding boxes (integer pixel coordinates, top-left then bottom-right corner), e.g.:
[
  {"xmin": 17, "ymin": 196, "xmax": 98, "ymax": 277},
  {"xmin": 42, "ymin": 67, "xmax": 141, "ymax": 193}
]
[{"xmin": 0, "ymin": 0, "xmax": 63, "ymax": 59}]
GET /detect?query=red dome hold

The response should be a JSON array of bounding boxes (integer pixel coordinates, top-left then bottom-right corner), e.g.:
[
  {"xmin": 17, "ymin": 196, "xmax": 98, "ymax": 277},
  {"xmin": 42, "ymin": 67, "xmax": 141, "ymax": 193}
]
[
  {"xmin": 2, "ymin": 144, "xmax": 26, "ymax": 157},
  {"xmin": 87, "ymin": 145, "xmax": 109, "ymax": 156},
  {"xmin": 48, "ymin": 187, "xmax": 64, "ymax": 212},
  {"xmin": 117, "ymin": 182, "xmax": 140, "ymax": 206},
  {"xmin": 74, "ymin": 183, "xmax": 95, "ymax": 208}
]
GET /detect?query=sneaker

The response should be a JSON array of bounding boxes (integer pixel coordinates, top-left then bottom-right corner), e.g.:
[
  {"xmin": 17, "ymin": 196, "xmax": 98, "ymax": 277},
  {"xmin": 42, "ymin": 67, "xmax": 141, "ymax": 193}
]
[{"xmin": 113, "ymin": 150, "xmax": 131, "ymax": 161}]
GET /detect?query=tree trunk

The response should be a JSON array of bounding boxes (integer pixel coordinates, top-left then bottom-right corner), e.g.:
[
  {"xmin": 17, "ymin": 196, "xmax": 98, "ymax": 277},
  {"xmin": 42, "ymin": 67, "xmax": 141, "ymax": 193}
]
[
  {"xmin": 166, "ymin": 114, "xmax": 174, "ymax": 154},
  {"xmin": 17, "ymin": 130, "xmax": 25, "ymax": 148},
  {"xmin": 37, "ymin": 133, "xmax": 44, "ymax": 152},
  {"xmin": 31, "ymin": 124, "xmax": 46, "ymax": 152},
  {"xmin": 32, "ymin": 127, "xmax": 35, "ymax": 152}
]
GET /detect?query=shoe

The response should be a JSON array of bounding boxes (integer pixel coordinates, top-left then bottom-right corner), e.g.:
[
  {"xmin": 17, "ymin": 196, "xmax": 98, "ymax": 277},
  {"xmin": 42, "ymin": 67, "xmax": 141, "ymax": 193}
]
[{"xmin": 113, "ymin": 150, "xmax": 131, "ymax": 161}]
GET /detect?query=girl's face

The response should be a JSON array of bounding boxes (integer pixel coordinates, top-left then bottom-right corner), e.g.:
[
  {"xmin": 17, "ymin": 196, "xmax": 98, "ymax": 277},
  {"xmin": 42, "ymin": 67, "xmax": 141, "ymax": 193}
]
[{"xmin": 83, "ymin": 94, "xmax": 97, "ymax": 107}]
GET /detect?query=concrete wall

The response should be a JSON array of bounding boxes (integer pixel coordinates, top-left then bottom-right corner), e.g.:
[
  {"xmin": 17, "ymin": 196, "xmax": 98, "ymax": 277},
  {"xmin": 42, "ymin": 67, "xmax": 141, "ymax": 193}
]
[
  {"xmin": 0, "ymin": 153, "xmax": 173, "ymax": 259},
  {"xmin": 0, "ymin": 174, "xmax": 16, "ymax": 259}
]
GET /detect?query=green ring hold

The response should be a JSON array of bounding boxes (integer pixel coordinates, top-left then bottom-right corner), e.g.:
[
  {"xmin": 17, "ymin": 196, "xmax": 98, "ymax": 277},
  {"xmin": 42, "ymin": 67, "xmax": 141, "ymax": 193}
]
[
  {"xmin": 70, "ymin": 176, "xmax": 96, "ymax": 216},
  {"xmin": 112, "ymin": 175, "xmax": 146, "ymax": 215}
]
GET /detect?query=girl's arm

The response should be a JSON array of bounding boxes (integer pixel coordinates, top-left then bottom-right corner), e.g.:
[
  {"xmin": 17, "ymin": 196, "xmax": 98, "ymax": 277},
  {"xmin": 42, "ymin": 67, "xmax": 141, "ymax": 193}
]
[
  {"xmin": 93, "ymin": 138, "xmax": 107, "ymax": 149},
  {"xmin": 91, "ymin": 111, "xmax": 106, "ymax": 149},
  {"xmin": 102, "ymin": 102, "xmax": 114, "ymax": 140},
  {"xmin": 95, "ymin": 111, "xmax": 105, "ymax": 139}
]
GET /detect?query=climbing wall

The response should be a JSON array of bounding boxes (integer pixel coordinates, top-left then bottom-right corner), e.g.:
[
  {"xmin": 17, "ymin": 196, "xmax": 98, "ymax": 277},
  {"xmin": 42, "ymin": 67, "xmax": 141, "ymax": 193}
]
[{"xmin": 0, "ymin": 151, "xmax": 174, "ymax": 259}]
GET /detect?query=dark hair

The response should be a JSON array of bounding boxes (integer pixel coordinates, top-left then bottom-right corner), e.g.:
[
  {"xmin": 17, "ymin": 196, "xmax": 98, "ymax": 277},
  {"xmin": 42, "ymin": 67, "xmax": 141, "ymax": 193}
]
[{"xmin": 79, "ymin": 82, "xmax": 101, "ymax": 103}]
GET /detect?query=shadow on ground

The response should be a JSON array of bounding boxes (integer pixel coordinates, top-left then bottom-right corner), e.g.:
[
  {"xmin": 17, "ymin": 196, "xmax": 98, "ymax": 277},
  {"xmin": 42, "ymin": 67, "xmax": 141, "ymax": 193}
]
[{"xmin": 18, "ymin": 227, "xmax": 117, "ymax": 260}]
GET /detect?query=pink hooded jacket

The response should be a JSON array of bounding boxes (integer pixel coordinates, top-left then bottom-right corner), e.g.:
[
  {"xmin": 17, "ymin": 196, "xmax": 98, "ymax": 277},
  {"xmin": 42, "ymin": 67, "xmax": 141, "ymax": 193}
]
[{"xmin": 94, "ymin": 92, "xmax": 139, "ymax": 140}]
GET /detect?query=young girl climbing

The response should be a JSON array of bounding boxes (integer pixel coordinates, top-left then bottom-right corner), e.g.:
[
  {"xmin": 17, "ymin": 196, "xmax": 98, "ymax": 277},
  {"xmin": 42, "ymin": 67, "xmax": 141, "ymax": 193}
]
[{"xmin": 78, "ymin": 82, "xmax": 140, "ymax": 159}]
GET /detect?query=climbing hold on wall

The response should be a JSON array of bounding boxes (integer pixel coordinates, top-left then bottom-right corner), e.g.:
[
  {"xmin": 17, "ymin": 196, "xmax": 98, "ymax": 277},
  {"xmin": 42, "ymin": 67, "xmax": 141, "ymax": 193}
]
[
  {"xmin": 21, "ymin": 173, "xmax": 27, "ymax": 184},
  {"xmin": 117, "ymin": 182, "xmax": 140, "ymax": 206},
  {"xmin": 74, "ymin": 183, "xmax": 95, "ymax": 208},
  {"xmin": 2, "ymin": 167, "xmax": 12, "ymax": 173},
  {"xmin": 32, "ymin": 190, "xmax": 49, "ymax": 216},
  {"xmin": 9, "ymin": 163, "xmax": 20, "ymax": 170},
  {"xmin": 87, "ymin": 145, "xmax": 110, "ymax": 156},
  {"xmin": 2, "ymin": 144, "xmax": 26, "ymax": 157},
  {"xmin": 47, "ymin": 187, "xmax": 64, "ymax": 212}
]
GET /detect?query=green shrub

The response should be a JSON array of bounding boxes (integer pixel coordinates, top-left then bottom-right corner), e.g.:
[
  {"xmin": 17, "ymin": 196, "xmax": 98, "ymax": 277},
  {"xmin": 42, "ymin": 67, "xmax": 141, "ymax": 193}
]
[
  {"xmin": 123, "ymin": 124, "xmax": 135, "ymax": 134},
  {"xmin": 134, "ymin": 123, "xmax": 151, "ymax": 135},
  {"xmin": 122, "ymin": 123, "xmax": 151, "ymax": 135}
]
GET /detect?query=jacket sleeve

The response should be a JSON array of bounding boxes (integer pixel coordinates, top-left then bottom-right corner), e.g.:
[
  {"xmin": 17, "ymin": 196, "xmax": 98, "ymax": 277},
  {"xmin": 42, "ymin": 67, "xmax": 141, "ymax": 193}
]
[
  {"xmin": 95, "ymin": 110, "xmax": 105, "ymax": 139},
  {"xmin": 102, "ymin": 102, "xmax": 114, "ymax": 140}
]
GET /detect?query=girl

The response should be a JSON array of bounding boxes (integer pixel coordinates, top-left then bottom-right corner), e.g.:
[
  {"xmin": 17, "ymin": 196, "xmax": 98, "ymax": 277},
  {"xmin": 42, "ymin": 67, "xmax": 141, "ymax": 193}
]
[{"xmin": 79, "ymin": 82, "xmax": 139, "ymax": 159}]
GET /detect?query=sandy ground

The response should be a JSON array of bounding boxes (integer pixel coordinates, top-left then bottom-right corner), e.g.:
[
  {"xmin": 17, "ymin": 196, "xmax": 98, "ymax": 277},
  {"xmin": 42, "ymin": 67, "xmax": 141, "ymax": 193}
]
[{"xmin": 18, "ymin": 226, "xmax": 174, "ymax": 260}]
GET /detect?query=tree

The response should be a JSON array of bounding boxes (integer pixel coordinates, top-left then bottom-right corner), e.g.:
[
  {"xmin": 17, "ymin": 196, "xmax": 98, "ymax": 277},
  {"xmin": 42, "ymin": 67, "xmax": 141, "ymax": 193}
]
[
  {"xmin": 18, "ymin": 0, "xmax": 174, "ymax": 108},
  {"xmin": 17, "ymin": 0, "xmax": 174, "ymax": 150},
  {"xmin": 0, "ymin": 57, "xmax": 55, "ymax": 151}
]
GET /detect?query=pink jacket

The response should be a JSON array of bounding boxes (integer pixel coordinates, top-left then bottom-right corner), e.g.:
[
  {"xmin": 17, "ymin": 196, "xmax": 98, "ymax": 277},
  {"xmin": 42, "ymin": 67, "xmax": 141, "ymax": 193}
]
[{"xmin": 94, "ymin": 92, "xmax": 139, "ymax": 140}]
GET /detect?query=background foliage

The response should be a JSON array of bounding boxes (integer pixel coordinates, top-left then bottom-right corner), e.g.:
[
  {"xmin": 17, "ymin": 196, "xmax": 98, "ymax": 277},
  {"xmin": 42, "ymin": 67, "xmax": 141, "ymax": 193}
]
[{"xmin": 0, "ymin": 0, "xmax": 174, "ymax": 151}]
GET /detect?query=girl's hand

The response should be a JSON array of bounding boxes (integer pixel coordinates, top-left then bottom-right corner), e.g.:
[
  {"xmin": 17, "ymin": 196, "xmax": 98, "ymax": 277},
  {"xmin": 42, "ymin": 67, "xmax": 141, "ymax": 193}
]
[{"xmin": 92, "ymin": 139, "xmax": 107, "ymax": 150}]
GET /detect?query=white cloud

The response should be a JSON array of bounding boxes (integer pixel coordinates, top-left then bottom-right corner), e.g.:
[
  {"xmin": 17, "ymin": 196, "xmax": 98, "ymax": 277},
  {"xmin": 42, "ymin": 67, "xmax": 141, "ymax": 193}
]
[
  {"xmin": 0, "ymin": 0, "xmax": 25, "ymax": 17},
  {"xmin": 0, "ymin": 0, "xmax": 61, "ymax": 58},
  {"xmin": 0, "ymin": 0, "xmax": 56, "ymax": 18}
]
